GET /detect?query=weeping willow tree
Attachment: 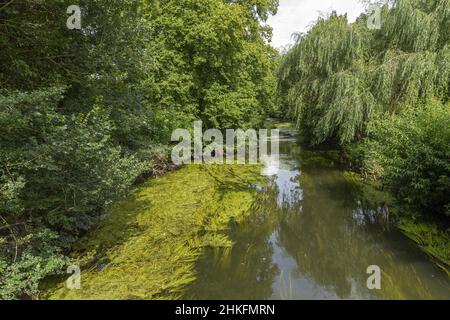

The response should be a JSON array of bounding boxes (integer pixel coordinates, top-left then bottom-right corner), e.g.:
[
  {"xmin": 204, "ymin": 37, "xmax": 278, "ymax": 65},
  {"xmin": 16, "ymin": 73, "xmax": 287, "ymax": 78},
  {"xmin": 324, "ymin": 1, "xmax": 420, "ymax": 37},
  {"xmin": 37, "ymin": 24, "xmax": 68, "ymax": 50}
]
[{"xmin": 278, "ymin": 0, "xmax": 450, "ymax": 145}]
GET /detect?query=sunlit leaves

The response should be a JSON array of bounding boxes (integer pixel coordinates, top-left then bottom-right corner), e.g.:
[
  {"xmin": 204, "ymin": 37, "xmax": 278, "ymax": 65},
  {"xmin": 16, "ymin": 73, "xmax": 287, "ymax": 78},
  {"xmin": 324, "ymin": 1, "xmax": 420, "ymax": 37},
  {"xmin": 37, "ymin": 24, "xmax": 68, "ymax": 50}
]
[{"xmin": 278, "ymin": 0, "xmax": 449, "ymax": 145}]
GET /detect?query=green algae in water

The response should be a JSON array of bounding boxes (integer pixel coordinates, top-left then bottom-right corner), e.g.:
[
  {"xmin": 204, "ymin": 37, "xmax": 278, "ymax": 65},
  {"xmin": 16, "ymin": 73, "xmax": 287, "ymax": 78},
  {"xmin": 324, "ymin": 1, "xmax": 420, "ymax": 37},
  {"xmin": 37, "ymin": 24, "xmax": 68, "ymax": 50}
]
[{"xmin": 45, "ymin": 164, "xmax": 266, "ymax": 300}]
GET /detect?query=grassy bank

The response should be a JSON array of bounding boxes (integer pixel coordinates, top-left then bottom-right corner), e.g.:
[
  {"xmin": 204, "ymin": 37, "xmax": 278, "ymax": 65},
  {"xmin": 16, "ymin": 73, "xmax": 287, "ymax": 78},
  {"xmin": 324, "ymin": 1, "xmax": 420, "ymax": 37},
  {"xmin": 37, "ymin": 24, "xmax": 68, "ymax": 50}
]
[
  {"xmin": 45, "ymin": 164, "xmax": 266, "ymax": 299},
  {"xmin": 397, "ymin": 218, "xmax": 450, "ymax": 276}
]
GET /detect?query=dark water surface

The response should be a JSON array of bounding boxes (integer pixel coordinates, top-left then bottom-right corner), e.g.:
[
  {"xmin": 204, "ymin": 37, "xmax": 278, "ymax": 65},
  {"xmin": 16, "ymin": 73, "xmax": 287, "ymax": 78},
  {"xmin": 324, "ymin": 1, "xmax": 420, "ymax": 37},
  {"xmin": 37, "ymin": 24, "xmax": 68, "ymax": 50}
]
[{"xmin": 184, "ymin": 125, "xmax": 450, "ymax": 300}]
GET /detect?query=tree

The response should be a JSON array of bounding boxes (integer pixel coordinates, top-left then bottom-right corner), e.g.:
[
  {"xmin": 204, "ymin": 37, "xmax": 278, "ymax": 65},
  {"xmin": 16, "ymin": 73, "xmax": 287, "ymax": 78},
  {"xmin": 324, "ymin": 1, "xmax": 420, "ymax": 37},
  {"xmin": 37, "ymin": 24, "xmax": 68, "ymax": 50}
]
[{"xmin": 278, "ymin": 0, "xmax": 449, "ymax": 145}]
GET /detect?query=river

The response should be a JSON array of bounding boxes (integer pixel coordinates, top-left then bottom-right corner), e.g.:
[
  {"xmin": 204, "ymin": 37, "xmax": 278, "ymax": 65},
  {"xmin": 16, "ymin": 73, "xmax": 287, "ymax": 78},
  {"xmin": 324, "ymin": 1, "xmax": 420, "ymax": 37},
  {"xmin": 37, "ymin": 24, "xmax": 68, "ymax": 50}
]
[{"xmin": 184, "ymin": 123, "xmax": 450, "ymax": 300}]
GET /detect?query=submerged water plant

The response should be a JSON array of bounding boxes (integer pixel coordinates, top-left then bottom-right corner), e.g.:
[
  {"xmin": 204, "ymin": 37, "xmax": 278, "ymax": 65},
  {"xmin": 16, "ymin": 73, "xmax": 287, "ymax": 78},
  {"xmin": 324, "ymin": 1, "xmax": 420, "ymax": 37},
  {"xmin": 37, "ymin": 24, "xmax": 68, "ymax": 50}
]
[{"xmin": 45, "ymin": 164, "xmax": 266, "ymax": 299}]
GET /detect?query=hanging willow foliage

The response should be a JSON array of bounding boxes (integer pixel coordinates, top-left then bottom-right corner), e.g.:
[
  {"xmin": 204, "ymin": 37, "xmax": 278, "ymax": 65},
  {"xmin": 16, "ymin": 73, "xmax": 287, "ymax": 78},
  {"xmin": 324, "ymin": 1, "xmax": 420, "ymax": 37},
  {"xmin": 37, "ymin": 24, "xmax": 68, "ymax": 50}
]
[{"xmin": 278, "ymin": 0, "xmax": 450, "ymax": 145}]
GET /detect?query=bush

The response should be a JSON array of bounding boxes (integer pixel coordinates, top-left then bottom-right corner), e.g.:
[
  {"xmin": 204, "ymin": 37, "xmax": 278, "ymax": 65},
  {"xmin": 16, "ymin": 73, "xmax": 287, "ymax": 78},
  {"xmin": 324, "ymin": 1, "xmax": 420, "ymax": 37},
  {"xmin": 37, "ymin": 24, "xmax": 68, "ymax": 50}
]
[
  {"xmin": 360, "ymin": 101, "xmax": 450, "ymax": 217},
  {"xmin": 0, "ymin": 88, "xmax": 145, "ymax": 299}
]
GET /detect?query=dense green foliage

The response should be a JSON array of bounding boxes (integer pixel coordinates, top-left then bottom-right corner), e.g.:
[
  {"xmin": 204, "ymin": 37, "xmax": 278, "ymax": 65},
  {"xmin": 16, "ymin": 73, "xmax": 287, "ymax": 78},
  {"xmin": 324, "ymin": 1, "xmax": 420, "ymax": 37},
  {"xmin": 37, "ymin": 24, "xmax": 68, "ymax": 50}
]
[
  {"xmin": 359, "ymin": 101, "xmax": 450, "ymax": 216},
  {"xmin": 2, "ymin": 0, "xmax": 448, "ymax": 300},
  {"xmin": 0, "ymin": 0, "xmax": 278, "ymax": 299},
  {"xmin": 278, "ymin": 0, "xmax": 449, "ymax": 143},
  {"xmin": 277, "ymin": 0, "xmax": 449, "ymax": 218}
]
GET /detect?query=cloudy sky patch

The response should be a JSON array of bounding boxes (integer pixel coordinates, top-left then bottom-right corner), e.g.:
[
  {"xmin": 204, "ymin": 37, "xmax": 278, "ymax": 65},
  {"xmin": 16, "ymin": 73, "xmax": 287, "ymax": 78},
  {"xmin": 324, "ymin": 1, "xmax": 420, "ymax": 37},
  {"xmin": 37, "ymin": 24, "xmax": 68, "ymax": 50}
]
[{"xmin": 267, "ymin": 0, "xmax": 368, "ymax": 49}]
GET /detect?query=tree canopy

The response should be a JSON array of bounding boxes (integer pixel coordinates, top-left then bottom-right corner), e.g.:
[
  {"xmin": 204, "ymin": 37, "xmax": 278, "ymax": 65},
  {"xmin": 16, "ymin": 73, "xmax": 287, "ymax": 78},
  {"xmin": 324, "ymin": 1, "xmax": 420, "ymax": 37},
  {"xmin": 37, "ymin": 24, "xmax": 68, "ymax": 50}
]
[
  {"xmin": 0, "ymin": 0, "xmax": 278, "ymax": 299},
  {"xmin": 278, "ymin": 0, "xmax": 449, "ymax": 145}
]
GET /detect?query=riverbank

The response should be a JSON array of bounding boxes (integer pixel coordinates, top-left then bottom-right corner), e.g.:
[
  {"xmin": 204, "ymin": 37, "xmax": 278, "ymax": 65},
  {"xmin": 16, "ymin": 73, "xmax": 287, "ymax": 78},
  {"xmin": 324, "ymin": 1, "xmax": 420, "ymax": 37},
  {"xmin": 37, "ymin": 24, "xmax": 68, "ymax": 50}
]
[
  {"xmin": 45, "ymin": 164, "xmax": 266, "ymax": 299},
  {"xmin": 278, "ymin": 120, "xmax": 449, "ymax": 278},
  {"xmin": 342, "ymin": 171, "xmax": 450, "ymax": 276}
]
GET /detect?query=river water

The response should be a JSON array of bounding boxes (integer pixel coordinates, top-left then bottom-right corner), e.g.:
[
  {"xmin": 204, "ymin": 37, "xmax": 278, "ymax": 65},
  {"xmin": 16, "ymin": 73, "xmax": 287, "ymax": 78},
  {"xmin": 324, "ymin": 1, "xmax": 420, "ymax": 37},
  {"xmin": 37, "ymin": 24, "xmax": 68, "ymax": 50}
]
[{"xmin": 184, "ymin": 124, "xmax": 450, "ymax": 300}]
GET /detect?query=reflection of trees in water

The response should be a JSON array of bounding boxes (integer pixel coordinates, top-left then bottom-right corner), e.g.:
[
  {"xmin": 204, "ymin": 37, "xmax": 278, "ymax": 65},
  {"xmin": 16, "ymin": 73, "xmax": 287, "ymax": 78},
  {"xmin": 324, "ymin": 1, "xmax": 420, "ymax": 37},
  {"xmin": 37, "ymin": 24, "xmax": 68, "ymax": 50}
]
[
  {"xmin": 184, "ymin": 184, "xmax": 281, "ymax": 299},
  {"xmin": 278, "ymin": 201, "xmax": 370, "ymax": 298},
  {"xmin": 277, "ymin": 162, "xmax": 450, "ymax": 299},
  {"xmin": 278, "ymin": 172, "xmax": 357, "ymax": 297},
  {"xmin": 185, "ymin": 146, "xmax": 450, "ymax": 300}
]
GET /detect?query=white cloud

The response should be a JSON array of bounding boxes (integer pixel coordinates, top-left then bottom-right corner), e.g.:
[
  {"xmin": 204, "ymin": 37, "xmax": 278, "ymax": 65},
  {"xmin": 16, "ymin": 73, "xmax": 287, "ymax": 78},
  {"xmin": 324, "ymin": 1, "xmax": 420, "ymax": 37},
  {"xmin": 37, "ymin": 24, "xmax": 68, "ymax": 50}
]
[{"xmin": 267, "ymin": 0, "xmax": 367, "ymax": 49}]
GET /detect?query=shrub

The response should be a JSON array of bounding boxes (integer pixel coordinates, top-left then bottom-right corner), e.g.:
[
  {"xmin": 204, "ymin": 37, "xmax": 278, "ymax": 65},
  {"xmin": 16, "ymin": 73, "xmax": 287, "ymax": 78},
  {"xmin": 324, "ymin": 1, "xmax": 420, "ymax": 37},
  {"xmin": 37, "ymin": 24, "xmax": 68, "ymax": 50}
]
[
  {"xmin": 0, "ymin": 88, "xmax": 145, "ymax": 299},
  {"xmin": 360, "ymin": 101, "xmax": 450, "ymax": 216}
]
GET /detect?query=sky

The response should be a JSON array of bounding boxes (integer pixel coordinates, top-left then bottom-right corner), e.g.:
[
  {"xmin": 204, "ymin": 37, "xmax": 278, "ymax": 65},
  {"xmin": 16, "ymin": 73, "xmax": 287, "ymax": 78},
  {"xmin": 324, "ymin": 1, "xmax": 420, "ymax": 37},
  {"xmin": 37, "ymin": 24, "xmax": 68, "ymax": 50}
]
[{"xmin": 267, "ymin": 0, "xmax": 368, "ymax": 49}]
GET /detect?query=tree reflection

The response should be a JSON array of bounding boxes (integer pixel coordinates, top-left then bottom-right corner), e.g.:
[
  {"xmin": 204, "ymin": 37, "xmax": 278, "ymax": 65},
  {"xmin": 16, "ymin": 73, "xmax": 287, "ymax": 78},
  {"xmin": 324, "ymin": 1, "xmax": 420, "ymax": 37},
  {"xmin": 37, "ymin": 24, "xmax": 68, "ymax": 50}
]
[
  {"xmin": 184, "ymin": 132, "xmax": 450, "ymax": 300},
  {"xmin": 184, "ymin": 184, "xmax": 281, "ymax": 299},
  {"xmin": 277, "ymin": 150, "xmax": 450, "ymax": 299}
]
